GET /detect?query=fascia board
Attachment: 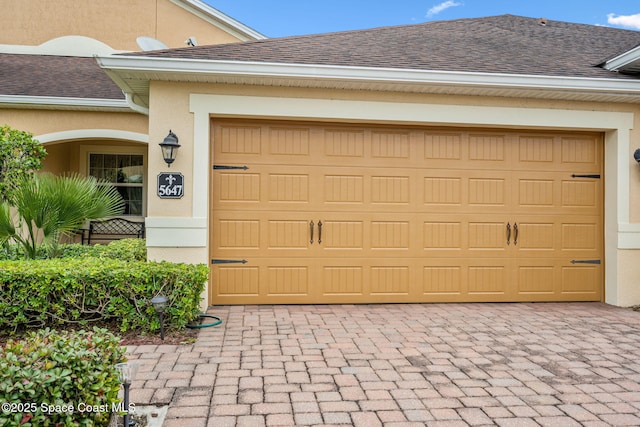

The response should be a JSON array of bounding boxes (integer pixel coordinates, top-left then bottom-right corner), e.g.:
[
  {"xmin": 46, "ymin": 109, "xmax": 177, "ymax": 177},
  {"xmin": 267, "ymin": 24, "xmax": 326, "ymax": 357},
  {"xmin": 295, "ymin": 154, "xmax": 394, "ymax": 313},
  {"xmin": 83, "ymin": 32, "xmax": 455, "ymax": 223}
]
[
  {"xmin": 0, "ymin": 94, "xmax": 131, "ymax": 111},
  {"xmin": 604, "ymin": 45, "xmax": 640, "ymax": 71},
  {"xmin": 97, "ymin": 55, "xmax": 640, "ymax": 97},
  {"xmin": 171, "ymin": 0, "xmax": 266, "ymax": 41}
]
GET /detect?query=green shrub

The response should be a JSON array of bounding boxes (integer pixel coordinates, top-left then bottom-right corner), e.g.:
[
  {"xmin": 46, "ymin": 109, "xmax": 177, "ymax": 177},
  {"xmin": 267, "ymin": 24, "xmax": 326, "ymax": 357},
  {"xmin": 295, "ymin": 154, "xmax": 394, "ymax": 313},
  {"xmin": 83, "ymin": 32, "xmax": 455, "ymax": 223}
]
[
  {"xmin": 87, "ymin": 238, "xmax": 146, "ymax": 262},
  {"xmin": 0, "ymin": 327, "xmax": 125, "ymax": 427},
  {"xmin": 0, "ymin": 239, "xmax": 147, "ymax": 261},
  {"xmin": 0, "ymin": 258, "xmax": 208, "ymax": 332}
]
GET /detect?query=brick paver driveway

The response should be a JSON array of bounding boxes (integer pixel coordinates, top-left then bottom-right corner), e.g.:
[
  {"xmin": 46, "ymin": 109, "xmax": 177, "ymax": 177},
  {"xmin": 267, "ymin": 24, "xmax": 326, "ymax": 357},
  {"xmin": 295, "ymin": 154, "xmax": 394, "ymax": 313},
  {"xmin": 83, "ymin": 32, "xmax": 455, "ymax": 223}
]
[{"xmin": 127, "ymin": 303, "xmax": 640, "ymax": 426}]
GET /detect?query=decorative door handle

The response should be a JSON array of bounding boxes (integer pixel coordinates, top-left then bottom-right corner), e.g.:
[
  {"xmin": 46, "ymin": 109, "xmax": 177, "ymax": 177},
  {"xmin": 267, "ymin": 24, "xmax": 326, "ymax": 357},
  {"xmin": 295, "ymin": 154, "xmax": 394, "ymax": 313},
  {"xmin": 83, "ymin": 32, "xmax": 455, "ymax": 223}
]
[
  {"xmin": 318, "ymin": 221, "xmax": 322, "ymax": 244},
  {"xmin": 310, "ymin": 220, "xmax": 314, "ymax": 244},
  {"xmin": 506, "ymin": 222, "xmax": 511, "ymax": 245},
  {"xmin": 514, "ymin": 223, "xmax": 519, "ymax": 246}
]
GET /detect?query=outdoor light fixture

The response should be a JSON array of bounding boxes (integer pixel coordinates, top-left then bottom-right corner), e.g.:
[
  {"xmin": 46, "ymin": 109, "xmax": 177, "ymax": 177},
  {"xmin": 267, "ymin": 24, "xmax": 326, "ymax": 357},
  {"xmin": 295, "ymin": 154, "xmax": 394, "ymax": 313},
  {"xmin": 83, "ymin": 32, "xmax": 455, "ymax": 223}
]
[
  {"xmin": 159, "ymin": 130, "xmax": 180, "ymax": 167},
  {"xmin": 151, "ymin": 295, "xmax": 168, "ymax": 340},
  {"xmin": 634, "ymin": 148, "xmax": 640, "ymax": 164},
  {"xmin": 115, "ymin": 362, "xmax": 139, "ymax": 427}
]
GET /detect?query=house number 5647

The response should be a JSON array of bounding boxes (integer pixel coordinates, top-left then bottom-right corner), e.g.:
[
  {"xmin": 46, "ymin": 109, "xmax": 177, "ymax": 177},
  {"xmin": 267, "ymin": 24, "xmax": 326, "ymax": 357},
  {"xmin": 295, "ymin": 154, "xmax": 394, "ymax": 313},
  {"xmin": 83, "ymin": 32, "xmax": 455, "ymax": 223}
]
[{"xmin": 157, "ymin": 172, "xmax": 184, "ymax": 199}]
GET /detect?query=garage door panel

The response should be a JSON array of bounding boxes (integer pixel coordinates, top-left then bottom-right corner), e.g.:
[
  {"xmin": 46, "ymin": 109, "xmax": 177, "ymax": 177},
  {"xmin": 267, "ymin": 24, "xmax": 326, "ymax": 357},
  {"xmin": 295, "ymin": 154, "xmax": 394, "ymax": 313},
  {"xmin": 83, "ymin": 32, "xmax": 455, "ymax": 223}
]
[
  {"xmin": 512, "ymin": 258, "xmax": 601, "ymax": 301},
  {"xmin": 468, "ymin": 133, "xmax": 508, "ymax": 163},
  {"xmin": 214, "ymin": 166, "xmax": 313, "ymax": 209},
  {"xmin": 214, "ymin": 264, "xmax": 260, "ymax": 298},
  {"xmin": 215, "ymin": 217, "xmax": 260, "ymax": 251},
  {"xmin": 512, "ymin": 215, "xmax": 602, "ymax": 258},
  {"xmin": 422, "ymin": 258, "xmax": 513, "ymax": 302},
  {"xmin": 269, "ymin": 173, "xmax": 311, "ymax": 203},
  {"xmin": 561, "ymin": 264, "xmax": 602, "ymax": 298},
  {"xmin": 513, "ymin": 171, "xmax": 601, "ymax": 215},
  {"xmin": 422, "ymin": 263, "xmax": 465, "ymax": 297},
  {"xmin": 561, "ymin": 178, "xmax": 600, "ymax": 211},
  {"xmin": 319, "ymin": 214, "xmax": 419, "ymax": 255},
  {"xmin": 514, "ymin": 221, "xmax": 555, "ymax": 251},
  {"xmin": 561, "ymin": 135, "xmax": 601, "ymax": 168},
  {"xmin": 320, "ymin": 259, "xmax": 417, "ymax": 303},
  {"xmin": 212, "ymin": 258, "xmax": 319, "ymax": 303},
  {"xmin": 468, "ymin": 264, "xmax": 509, "ymax": 297},
  {"xmin": 370, "ymin": 220, "xmax": 411, "ymax": 250},
  {"xmin": 423, "ymin": 169, "xmax": 512, "ymax": 213},
  {"xmin": 267, "ymin": 264, "xmax": 311, "ymax": 297},
  {"xmin": 216, "ymin": 171, "xmax": 261, "ymax": 203},
  {"xmin": 468, "ymin": 176, "xmax": 508, "ymax": 208},
  {"xmin": 516, "ymin": 263, "xmax": 556, "ymax": 297},
  {"xmin": 216, "ymin": 123, "xmax": 262, "ymax": 156},
  {"xmin": 561, "ymin": 219, "xmax": 602, "ymax": 254},
  {"xmin": 424, "ymin": 130, "xmax": 513, "ymax": 170},
  {"xmin": 321, "ymin": 220, "xmax": 364, "ymax": 250},
  {"xmin": 517, "ymin": 177, "xmax": 556, "ymax": 209},
  {"xmin": 213, "ymin": 211, "xmax": 314, "ymax": 258},
  {"xmin": 423, "ymin": 220, "xmax": 464, "ymax": 251},
  {"xmin": 321, "ymin": 167, "xmax": 421, "ymax": 211},
  {"xmin": 513, "ymin": 133, "xmax": 601, "ymax": 172}
]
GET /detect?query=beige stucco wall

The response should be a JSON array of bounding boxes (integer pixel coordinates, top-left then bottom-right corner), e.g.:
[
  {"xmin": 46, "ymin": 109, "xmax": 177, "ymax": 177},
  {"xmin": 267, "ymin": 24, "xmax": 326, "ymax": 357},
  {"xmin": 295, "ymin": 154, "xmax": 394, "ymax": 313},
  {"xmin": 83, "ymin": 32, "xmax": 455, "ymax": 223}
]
[
  {"xmin": 2, "ymin": 109, "xmax": 148, "ymax": 137},
  {"xmin": 3, "ymin": 108, "xmax": 149, "ymax": 210},
  {"xmin": 618, "ymin": 250, "xmax": 640, "ymax": 305},
  {"xmin": 147, "ymin": 83, "xmax": 195, "ymax": 218},
  {"xmin": 1, "ymin": 0, "xmax": 247, "ymax": 51},
  {"xmin": 144, "ymin": 81, "xmax": 640, "ymax": 307}
]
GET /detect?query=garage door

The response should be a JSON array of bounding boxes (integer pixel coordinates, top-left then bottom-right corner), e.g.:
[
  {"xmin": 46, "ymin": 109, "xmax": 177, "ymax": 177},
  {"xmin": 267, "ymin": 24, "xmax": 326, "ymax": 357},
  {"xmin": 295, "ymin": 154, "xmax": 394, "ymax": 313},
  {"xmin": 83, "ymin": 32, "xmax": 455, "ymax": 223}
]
[{"xmin": 210, "ymin": 120, "xmax": 603, "ymax": 304}]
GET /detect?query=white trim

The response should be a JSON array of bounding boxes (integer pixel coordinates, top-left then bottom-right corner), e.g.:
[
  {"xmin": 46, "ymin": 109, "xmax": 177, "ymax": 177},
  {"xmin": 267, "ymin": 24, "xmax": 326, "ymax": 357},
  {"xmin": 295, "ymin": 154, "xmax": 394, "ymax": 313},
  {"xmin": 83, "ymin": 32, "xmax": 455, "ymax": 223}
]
[
  {"xmin": 96, "ymin": 56, "xmax": 640, "ymax": 101},
  {"xmin": 36, "ymin": 129, "xmax": 149, "ymax": 145},
  {"xmin": 604, "ymin": 45, "xmax": 640, "ymax": 72},
  {"xmin": 145, "ymin": 217, "xmax": 207, "ymax": 247},
  {"xmin": 190, "ymin": 94, "xmax": 633, "ymax": 130},
  {"xmin": 174, "ymin": 93, "xmax": 635, "ymax": 305},
  {"xmin": 617, "ymin": 223, "xmax": 640, "ymax": 249},
  {"xmin": 0, "ymin": 94, "xmax": 130, "ymax": 111},
  {"xmin": 191, "ymin": 98, "xmax": 211, "ymax": 220},
  {"xmin": 0, "ymin": 36, "xmax": 123, "ymax": 57},
  {"xmin": 124, "ymin": 93, "xmax": 149, "ymax": 116},
  {"xmin": 171, "ymin": 0, "xmax": 266, "ymax": 41}
]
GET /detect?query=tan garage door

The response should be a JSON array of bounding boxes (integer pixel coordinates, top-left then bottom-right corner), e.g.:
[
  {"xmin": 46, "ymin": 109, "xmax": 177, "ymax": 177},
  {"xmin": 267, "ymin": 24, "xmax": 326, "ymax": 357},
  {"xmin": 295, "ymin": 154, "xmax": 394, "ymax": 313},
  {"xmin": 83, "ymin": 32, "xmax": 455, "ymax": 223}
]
[{"xmin": 209, "ymin": 120, "xmax": 603, "ymax": 304}]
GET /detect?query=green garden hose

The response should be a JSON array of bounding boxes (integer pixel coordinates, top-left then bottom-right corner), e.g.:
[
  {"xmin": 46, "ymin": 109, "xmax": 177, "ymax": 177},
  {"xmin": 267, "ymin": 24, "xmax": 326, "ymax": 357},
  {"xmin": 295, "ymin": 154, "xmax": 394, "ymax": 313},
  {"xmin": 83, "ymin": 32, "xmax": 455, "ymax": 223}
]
[{"xmin": 186, "ymin": 313, "xmax": 223, "ymax": 328}]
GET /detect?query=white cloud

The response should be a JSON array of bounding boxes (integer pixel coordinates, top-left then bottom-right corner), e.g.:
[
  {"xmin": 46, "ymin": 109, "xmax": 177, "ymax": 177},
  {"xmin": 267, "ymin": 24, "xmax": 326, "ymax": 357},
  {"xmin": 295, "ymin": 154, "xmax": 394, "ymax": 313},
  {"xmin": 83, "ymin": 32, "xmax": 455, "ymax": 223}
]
[
  {"xmin": 607, "ymin": 13, "xmax": 640, "ymax": 30},
  {"xmin": 426, "ymin": 1, "xmax": 462, "ymax": 18}
]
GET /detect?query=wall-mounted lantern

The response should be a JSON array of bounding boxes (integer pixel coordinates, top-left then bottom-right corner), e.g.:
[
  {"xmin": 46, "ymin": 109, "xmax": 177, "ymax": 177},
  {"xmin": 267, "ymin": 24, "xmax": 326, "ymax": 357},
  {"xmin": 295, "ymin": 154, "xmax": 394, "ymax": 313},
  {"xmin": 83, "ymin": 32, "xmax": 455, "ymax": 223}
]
[{"xmin": 159, "ymin": 130, "xmax": 180, "ymax": 167}]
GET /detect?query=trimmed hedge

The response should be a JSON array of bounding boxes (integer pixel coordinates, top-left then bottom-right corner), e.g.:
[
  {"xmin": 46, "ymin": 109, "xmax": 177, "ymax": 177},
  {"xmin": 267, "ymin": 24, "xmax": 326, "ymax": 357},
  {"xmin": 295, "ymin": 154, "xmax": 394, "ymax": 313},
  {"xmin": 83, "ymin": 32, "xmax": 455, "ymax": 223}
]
[
  {"xmin": 0, "ymin": 257, "xmax": 208, "ymax": 333},
  {"xmin": 0, "ymin": 327, "xmax": 125, "ymax": 427},
  {"xmin": 0, "ymin": 238, "xmax": 147, "ymax": 261}
]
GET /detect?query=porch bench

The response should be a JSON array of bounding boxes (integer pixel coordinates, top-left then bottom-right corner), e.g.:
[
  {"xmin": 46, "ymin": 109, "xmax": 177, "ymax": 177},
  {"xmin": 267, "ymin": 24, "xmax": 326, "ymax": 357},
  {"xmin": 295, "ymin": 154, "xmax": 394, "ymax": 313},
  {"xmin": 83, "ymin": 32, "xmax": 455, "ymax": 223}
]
[{"xmin": 82, "ymin": 218, "xmax": 145, "ymax": 245}]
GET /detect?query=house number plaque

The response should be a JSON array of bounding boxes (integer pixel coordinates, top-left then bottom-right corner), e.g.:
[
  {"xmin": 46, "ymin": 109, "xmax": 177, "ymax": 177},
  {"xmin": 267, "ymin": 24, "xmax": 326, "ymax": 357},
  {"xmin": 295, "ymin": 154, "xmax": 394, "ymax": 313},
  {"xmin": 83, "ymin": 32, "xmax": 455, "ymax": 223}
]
[{"xmin": 157, "ymin": 172, "xmax": 184, "ymax": 199}]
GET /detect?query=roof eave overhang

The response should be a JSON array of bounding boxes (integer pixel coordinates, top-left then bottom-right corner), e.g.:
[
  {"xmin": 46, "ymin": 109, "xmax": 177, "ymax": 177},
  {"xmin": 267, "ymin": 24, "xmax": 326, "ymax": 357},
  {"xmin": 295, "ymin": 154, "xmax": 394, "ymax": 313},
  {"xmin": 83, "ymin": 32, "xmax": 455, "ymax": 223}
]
[
  {"xmin": 0, "ymin": 94, "xmax": 132, "ymax": 112},
  {"xmin": 604, "ymin": 45, "xmax": 640, "ymax": 73},
  {"xmin": 172, "ymin": 0, "xmax": 266, "ymax": 41},
  {"xmin": 96, "ymin": 55, "xmax": 640, "ymax": 109}
]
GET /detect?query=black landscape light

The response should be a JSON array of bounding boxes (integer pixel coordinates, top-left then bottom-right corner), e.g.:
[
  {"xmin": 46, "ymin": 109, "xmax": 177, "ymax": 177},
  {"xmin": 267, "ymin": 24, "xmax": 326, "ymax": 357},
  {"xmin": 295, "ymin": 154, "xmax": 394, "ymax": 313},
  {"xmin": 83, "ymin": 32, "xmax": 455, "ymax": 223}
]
[
  {"xmin": 115, "ymin": 362, "xmax": 139, "ymax": 427},
  {"xmin": 151, "ymin": 295, "xmax": 168, "ymax": 340}
]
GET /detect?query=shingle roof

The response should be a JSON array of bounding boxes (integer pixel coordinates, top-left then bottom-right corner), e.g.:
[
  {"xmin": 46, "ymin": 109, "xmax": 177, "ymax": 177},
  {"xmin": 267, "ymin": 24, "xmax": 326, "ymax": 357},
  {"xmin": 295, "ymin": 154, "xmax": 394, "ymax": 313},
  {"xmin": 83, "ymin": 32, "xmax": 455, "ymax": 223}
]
[
  {"xmin": 131, "ymin": 14, "xmax": 640, "ymax": 80},
  {"xmin": 0, "ymin": 53, "xmax": 124, "ymax": 99}
]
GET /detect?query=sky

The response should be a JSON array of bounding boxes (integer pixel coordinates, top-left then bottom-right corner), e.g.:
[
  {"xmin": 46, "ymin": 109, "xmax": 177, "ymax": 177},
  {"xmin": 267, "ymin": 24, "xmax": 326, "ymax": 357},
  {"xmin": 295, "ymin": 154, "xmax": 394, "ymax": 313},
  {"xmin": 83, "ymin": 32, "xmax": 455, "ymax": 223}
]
[{"xmin": 208, "ymin": 0, "xmax": 640, "ymax": 38}]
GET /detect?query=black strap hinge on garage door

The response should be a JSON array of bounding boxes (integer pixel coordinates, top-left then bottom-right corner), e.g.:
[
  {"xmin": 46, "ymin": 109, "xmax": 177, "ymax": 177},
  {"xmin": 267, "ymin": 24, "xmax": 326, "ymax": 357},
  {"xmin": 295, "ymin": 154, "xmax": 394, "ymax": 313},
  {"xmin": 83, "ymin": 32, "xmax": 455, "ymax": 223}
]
[
  {"xmin": 571, "ymin": 174, "xmax": 600, "ymax": 179},
  {"xmin": 570, "ymin": 259, "xmax": 601, "ymax": 265},
  {"xmin": 213, "ymin": 165, "xmax": 249, "ymax": 170},
  {"xmin": 211, "ymin": 259, "xmax": 248, "ymax": 265}
]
